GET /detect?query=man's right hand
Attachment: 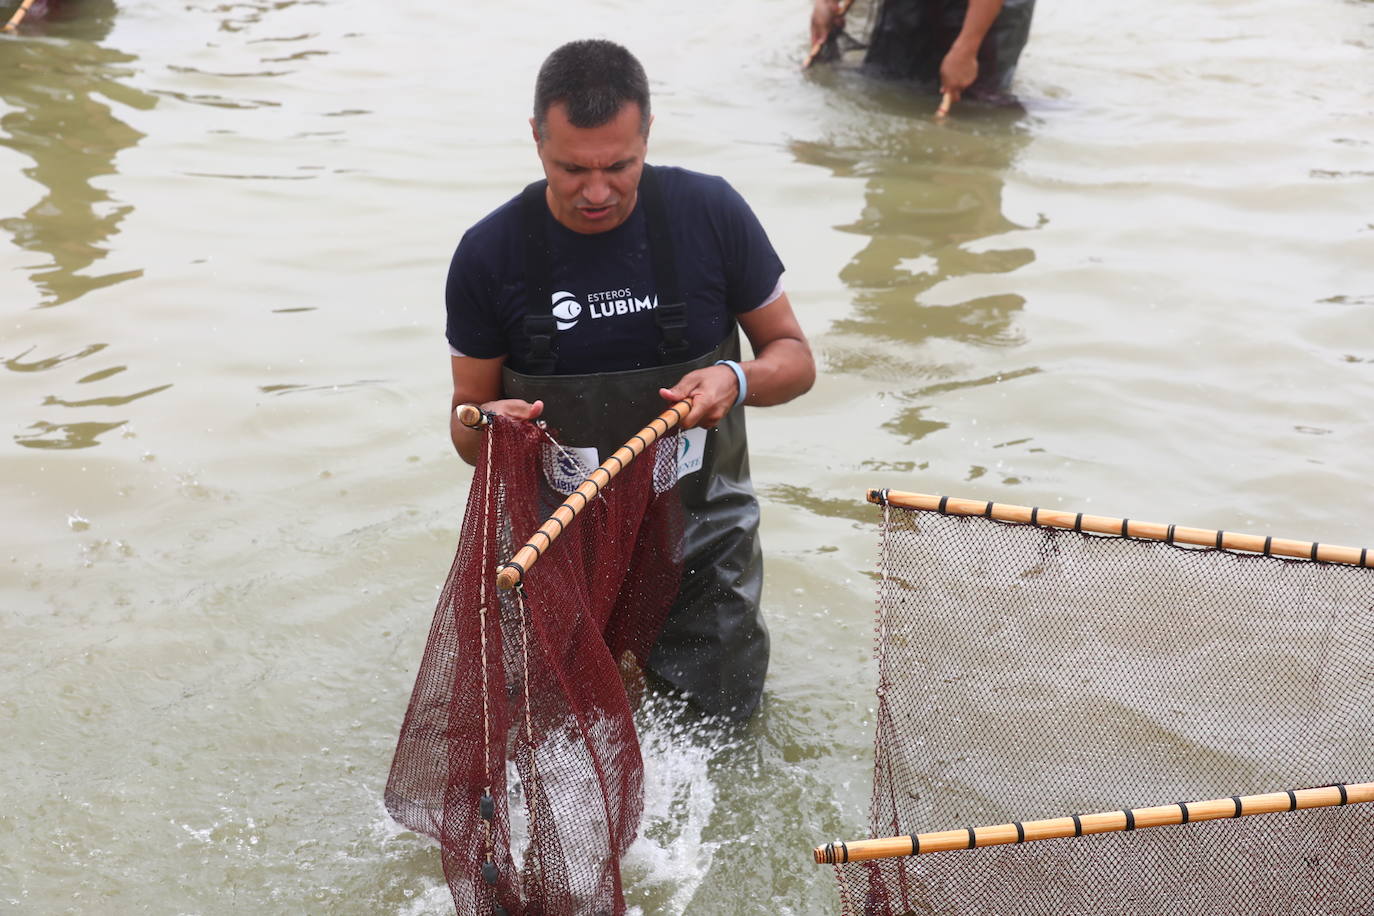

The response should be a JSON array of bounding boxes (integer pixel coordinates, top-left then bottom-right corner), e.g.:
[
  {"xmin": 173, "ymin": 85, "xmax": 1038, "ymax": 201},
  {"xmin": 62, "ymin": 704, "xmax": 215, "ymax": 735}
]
[
  {"xmin": 466, "ymin": 398, "xmax": 544, "ymax": 422},
  {"xmin": 811, "ymin": 0, "xmax": 844, "ymax": 48},
  {"xmin": 450, "ymin": 387, "xmax": 543, "ymax": 466}
]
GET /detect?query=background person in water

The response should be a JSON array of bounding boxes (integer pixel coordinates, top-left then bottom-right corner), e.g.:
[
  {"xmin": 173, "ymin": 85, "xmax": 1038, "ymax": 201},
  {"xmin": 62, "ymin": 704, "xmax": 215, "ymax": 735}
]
[{"xmin": 810, "ymin": 0, "xmax": 1036, "ymax": 102}]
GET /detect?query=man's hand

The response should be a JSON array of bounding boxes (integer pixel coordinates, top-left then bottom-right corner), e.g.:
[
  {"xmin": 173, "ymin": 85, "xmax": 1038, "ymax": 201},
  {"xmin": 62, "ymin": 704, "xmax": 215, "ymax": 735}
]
[
  {"xmin": 451, "ymin": 396, "xmax": 544, "ymax": 466},
  {"xmin": 450, "ymin": 353, "xmax": 543, "ymax": 465},
  {"xmin": 658, "ymin": 291, "xmax": 814, "ymax": 431},
  {"xmin": 470, "ymin": 398, "xmax": 544, "ymax": 422},
  {"xmin": 941, "ymin": 0, "xmax": 1002, "ymax": 102},
  {"xmin": 810, "ymin": 0, "xmax": 844, "ymax": 49},
  {"xmin": 939, "ymin": 45, "xmax": 980, "ymax": 102},
  {"xmin": 659, "ymin": 364, "xmax": 741, "ymax": 430}
]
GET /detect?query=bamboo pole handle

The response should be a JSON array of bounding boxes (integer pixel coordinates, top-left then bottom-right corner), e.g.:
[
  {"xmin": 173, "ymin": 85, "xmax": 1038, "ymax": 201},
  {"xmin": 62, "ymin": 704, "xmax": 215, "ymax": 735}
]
[
  {"xmin": 802, "ymin": 0, "xmax": 857, "ymax": 69},
  {"xmin": 455, "ymin": 404, "xmax": 487, "ymax": 429},
  {"xmin": 935, "ymin": 91, "xmax": 954, "ymax": 118},
  {"xmin": 868, "ymin": 489, "xmax": 1374, "ymax": 568},
  {"xmin": 815, "ymin": 782, "xmax": 1374, "ymax": 864},
  {"xmin": 3, "ymin": 0, "xmax": 38, "ymax": 31},
  {"xmin": 496, "ymin": 399, "xmax": 692, "ymax": 591}
]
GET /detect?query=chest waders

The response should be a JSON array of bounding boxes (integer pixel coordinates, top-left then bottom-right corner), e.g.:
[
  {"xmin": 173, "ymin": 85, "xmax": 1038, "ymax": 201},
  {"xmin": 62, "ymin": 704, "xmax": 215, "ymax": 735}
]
[
  {"xmin": 500, "ymin": 165, "xmax": 768, "ymax": 720},
  {"xmin": 864, "ymin": 0, "xmax": 1036, "ymax": 94}
]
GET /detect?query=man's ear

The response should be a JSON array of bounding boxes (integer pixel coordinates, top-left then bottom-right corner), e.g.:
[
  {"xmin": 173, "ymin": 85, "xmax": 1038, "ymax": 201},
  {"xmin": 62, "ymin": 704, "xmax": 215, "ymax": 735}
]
[{"xmin": 529, "ymin": 116, "xmax": 541, "ymax": 145}]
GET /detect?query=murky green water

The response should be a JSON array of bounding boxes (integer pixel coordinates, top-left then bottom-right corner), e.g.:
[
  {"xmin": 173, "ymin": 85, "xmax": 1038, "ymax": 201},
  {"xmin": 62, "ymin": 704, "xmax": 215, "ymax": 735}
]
[{"xmin": 3, "ymin": 0, "xmax": 1373, "ymax": 912}]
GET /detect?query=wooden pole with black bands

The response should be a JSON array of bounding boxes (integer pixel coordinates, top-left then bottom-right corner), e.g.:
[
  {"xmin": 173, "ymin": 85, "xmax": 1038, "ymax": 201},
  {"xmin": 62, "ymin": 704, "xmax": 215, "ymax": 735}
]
[
  {"xmin": 815, "ymin": 782, "xmax": 1374, "ymax": 864},
  {"xmin": 495, "ymin": 399, "xmax": 692, "ymax": 591},
  {"xmin": 2, "ymin": 0, "xmax": 39, "ymax": 32},
  {"xmin": 867, "ymin": 489, "xmax": 1374, "ymax": 568}
]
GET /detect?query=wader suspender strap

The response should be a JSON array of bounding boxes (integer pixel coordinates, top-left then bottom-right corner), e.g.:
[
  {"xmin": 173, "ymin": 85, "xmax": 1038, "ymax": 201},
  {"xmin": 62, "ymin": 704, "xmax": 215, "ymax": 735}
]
[
  {"xmin": 518, "ymin": 166, "xmax": 688, "ymax": 375},
  {"xmin": 637, "ymin": 166, "xmax": 691, "ymax": 364},
  {"xmin": 519, "ymin": 180, "xmax": 558, "ymax": 376}
]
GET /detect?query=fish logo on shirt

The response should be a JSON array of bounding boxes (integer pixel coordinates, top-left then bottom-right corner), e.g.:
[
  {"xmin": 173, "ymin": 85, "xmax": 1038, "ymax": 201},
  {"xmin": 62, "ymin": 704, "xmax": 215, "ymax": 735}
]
[
  {"xmin": 551, "ymin": 290, "xmax": 582, "ymax": 330},
  {"xmin": 552, "ymin": 287, "xmax": 660, "ymax": 332}
]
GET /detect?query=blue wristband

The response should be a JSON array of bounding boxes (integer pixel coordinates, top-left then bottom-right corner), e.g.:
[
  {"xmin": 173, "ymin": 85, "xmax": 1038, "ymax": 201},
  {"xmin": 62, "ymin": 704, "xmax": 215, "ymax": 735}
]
[{"xmin": 715, "ymin": 359, "xmax": 747, "ymax": 408}]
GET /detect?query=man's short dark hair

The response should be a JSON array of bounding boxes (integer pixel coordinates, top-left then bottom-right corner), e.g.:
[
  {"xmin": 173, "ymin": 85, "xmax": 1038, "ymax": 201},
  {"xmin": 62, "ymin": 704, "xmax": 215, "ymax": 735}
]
[{"xmin": 533, "ymin": 40, "xmax": 650, "ymax": 138}]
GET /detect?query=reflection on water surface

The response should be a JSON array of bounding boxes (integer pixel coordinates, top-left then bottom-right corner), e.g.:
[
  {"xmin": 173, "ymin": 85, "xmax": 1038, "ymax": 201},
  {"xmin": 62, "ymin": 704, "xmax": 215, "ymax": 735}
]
[
  {"xmin": 0, "ymin": 0, "xmax": 168, "ymax": 449},
  {"xmin": 793, "ymin": 81, "xmax": 1042, "ymax": 462},
  {"xmin": 0, "ymin": 0, "xmax": 148, "ymax": 306}
]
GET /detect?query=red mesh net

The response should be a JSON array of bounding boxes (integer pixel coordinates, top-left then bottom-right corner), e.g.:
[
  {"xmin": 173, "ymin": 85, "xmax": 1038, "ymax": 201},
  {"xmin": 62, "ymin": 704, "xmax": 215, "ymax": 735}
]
[
  {"xmin": 386, "ymin": 415, "xmax": 683, "ymax": 915},
  {"xmin": 836, "ymin": 501, "xmax": 1374, "ymax": 915}
]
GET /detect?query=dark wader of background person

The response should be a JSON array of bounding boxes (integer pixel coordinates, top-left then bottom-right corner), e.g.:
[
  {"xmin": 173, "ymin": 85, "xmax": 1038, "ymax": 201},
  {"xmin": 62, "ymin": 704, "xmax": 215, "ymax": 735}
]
[{"xmin": 865, "ymin": 0, "xmax": 1035, "ymax": 96}]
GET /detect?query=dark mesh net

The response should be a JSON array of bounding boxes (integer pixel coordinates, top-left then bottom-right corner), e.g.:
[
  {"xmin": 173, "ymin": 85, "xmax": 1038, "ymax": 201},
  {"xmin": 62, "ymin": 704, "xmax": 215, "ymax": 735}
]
[
  {"xmin": 837, "ymin": 503, "xmax": 1374, "ymax": 914},
  {"xmin": 386, "ymin": 415, "xmax": 683, "ymax": 915}
]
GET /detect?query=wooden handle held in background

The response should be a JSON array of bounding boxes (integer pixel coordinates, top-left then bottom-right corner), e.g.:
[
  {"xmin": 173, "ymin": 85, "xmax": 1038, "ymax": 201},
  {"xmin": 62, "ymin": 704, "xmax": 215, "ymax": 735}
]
[
  {"xmin": 3, "ymin": 0, "xmax": 39, "ymax": 32},
  {"xmin": 803, "ymin": 0, "xmax": 857, "ymax": 69}
]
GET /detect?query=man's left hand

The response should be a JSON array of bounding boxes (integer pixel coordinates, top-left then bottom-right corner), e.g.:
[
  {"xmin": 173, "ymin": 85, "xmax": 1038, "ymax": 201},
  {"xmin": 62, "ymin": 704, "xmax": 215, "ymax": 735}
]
[{"xmin": 659, "ymin": 363, "xmax": 743, "ymax": 430}]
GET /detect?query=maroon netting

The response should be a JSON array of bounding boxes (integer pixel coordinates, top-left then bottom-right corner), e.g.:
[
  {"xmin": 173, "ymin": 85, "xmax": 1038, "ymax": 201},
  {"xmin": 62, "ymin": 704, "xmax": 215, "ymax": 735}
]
[
  {"xmin": 387, "ymin": 415, "xmax": 683, "ymax": 915},
  {"xmin": 837, "ymin": 504, "xmax": 1374, "ymax": 915}
]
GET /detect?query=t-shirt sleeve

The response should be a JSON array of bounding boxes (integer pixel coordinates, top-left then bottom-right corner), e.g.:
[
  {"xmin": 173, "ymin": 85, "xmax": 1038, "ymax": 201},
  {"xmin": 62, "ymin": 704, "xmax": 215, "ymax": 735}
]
[
  {"xmin": 444, "ymin": 233, "xmax": 508, "ymax": 359},
  {"xmin": 715, "ymin": 179, "xmax": 785, "ymax": 315}
]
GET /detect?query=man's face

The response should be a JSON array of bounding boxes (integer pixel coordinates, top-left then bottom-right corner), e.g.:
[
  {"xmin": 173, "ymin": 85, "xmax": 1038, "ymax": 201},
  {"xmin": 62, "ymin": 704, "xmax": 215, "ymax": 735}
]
[{"xmin": 532, "ymin": 101, "xmax": 649, "ymax": 235}]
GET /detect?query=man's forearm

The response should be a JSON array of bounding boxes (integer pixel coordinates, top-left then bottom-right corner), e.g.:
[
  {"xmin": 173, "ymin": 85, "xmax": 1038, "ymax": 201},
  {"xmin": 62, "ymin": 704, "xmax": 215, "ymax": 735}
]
[
  {"xmin": 742, "ymin": 337, "xmax": 815, "ymax": 407},
  {"xmin": 952, "ymin": 0, "xmax": 1003, "ymax": 55},
  {"xmin": 451, "ymin": 406, "xmax": 483, "ymax": 466}
]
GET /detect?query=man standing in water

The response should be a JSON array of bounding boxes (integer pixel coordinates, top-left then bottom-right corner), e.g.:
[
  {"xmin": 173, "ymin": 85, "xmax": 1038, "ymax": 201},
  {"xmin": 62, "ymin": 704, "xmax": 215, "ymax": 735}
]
[
  {"xmin": 810, "ymin": 0, "xmax": 1035, "ymax": 103},
  {"xmin": 445, "ymin": 39, "xmax": 815, "ymax": 719}
]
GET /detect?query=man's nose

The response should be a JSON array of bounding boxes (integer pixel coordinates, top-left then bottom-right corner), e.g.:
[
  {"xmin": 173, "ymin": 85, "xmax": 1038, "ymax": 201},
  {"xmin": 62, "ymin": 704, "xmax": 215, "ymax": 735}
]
[{"xmin": 582, "ymin": 173, "xmax": 611, "ymax": 205}]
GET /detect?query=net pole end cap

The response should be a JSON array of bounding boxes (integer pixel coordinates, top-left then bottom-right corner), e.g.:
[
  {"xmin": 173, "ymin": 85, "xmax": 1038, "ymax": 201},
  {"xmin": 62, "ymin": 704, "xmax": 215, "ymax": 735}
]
[
  {"xmin": 496, "ymin": 565, "xmax": 521, "ymax": 590},
  {"xmin": 456, "ymin": 404, "xmax": 486, "ymax": 428}
]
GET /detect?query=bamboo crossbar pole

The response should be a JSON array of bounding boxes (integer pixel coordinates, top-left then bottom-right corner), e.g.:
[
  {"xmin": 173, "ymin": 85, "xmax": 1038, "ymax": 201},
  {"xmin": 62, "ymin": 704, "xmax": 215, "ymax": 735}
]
[
  {"xmin": 802, "ymin": 0, "xmax": 857, "ymax": 69},
  {"xmin": 3, "ymin": 0, "xmax": 38, "ymax": 31},
  {"xmin": 455, "ymin": 404, "xmax": 487, "ymax": 429},
  {"xmin": 868, "ymin": 489, "xmax": 1374, "ymax": 568},
  {"xmin": 496, "ymin": 399, "xmax": 692, "ymax": 590},
  {"xmin": 815, "ymin": 782, "xmax": 1374, "ymax": 865}
]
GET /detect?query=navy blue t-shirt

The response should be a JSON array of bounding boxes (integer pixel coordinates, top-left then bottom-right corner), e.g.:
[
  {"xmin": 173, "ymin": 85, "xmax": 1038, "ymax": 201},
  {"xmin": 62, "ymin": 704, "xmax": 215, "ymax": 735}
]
[{"xmin": 445, "ymin": 166, "xmax": 785, "ymax": 375}]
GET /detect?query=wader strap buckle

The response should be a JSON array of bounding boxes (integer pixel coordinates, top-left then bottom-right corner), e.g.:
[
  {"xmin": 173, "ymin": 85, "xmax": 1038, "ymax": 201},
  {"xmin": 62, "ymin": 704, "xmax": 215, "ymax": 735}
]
[
  {"xmin": 522, "ymin": 313, "xmax": 557, "ymax": 376},
  {"xmin": 655, "ymin": 300, "xmax": 689, "ymax": 363}
]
